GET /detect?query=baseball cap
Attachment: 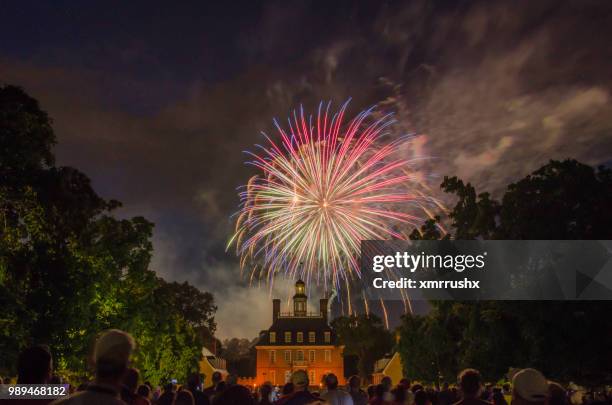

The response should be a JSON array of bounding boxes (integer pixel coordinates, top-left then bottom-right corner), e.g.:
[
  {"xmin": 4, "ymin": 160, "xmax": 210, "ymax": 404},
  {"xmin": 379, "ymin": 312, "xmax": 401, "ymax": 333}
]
[
  {"xmin": 512, "ymin": 368, "xmax": 548, "ymax": 402},
  {"xmin": 291, "ymin": 370, "xmax": 309, "ymax": 387}
]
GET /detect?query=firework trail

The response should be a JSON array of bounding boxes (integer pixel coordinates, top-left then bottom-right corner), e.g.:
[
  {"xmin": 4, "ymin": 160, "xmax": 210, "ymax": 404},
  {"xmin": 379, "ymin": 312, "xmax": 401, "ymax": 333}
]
[{"xmin": 228, "ymin": 100, "xmax": 435, "ymax": 299}]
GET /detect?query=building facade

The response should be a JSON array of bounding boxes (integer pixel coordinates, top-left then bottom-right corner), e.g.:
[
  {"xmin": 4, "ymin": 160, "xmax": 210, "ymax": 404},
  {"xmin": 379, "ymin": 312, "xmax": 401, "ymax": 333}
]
[{"xmin": 254, "ymin": 280, "xmax": 344, "ymax": 387}]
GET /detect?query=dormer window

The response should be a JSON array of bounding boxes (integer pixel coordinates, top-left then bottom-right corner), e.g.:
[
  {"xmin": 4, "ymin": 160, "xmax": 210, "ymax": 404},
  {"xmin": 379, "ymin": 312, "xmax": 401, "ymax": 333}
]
[
  {"xmin": 285, "ymin": 331, "xmax": 292, "ymax": 343},
  {"xmin": 297, "ymin": 332, "xmax": 303, "ymax": 343},
  {"xmin": 308, "ymin": 331, "xmax": 315, "ymax": 343},
  {"xmin": 270, "ymin": 331, "xmax": 276, "ymax": 343},
  {"xmin": 324, "ymin": 331, "xmax": 331, "ymax": 343}
]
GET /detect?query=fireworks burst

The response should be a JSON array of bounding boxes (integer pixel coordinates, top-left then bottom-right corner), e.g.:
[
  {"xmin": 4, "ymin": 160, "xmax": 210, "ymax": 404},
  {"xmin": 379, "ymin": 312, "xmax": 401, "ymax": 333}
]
[{"xmin": 228, "ymin": 101, "xmax": 432, "ymax": 294}]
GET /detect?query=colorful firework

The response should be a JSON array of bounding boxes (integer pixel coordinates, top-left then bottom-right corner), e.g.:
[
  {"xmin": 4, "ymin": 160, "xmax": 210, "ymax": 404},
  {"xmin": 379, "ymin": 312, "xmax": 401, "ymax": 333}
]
[{"xmin": 228, "ymin": 101, "xmax": 432, "ymax": 294}]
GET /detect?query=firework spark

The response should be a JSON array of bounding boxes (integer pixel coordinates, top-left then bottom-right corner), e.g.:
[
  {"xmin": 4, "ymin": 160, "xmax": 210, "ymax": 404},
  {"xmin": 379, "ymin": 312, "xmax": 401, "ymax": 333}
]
[{"xmin": 228, "ymin": 101, "xmax": 430, "ymax": 293}]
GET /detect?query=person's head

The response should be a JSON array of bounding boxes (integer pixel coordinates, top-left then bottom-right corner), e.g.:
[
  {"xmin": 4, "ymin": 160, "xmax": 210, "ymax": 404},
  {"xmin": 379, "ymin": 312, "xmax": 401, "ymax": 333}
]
[
  {"xmin": 260, "ymin": 383, "xmax": 272, "ymax": 400},
  {"xmin": 226, "ymin": 374, "xmax": 238, "ymax": 386},
  {"xmin": 381, "ymin": 376, "xmax": 392, "ymax": 391},
  {"xmin": 416, "ymin": 389, "xmax": 432, "ymax": 405},
  {"xmin": 94, "ymin": 329, "xmax": 135, "ymax": 384},
  {"xmin": 212, "ymin": 371, "xmax": 223, "ymax": 385},
  {"xmin": 216, "ymin": 381, "xmax": 227, "ymax": 393},
  {"xmin": 17, "ymin": 345, "xmax": 53, "ymax": 384},
  {"xmin": 282, "ymin": 382, "xmax": 294, "ymax": 396},
  {"xmin": 400, "ymin": 378, "xmax": 411, "ymax": 390},
  {"xmin": 493, "ymin": 390, "xmax": 508, "ymax": 405},
  {"xmin": 215, "ymin": 384, "xmax": 255, "ymax": 405},
  {"xmin": 291, "ymin": 370, "xmax": 309, "ymax": 392},
  {"xmin": 375, "ymin": 384, "xmax": 386, "ymax": 399},
  {"xmin": 187, "ymin": 373, "xmax": 201, "ymax": 391},
  {"xmin": 164, "ymin": 383, "xmax": 175, "ymax": 393},
  {"xmin": 367, "ymin": 384, "xmax": 376, "ymax": 398},
  {"xmin": 458, "ymin": 369, "xmax": 482, "ymax": 398},
  {"xmin": 348, "ymin": 375, "xmax": 361, "ymax": 390},
  {"xmin": 138, "ymin": 384, "xmax": 151, "ymax": 398},
  {"xmin": 548, "ymin": 382, "xmax": 567, "ymax": 405},
  {"xmin": 123, "ymin": 367, "xmax": 140, "ymax": 393},
  {"xmin": 325, "ymin": 373, "xmax": 339, "ymax": 390},
  {"xmin": 394, "ymin": 386, "xmax": 407, "ymax": 402},
  {"xmin": 174, "ymin": 389, "xmax": 194, "ymax": 405},
  {"xmin": 511, "ymin": 369, "xmax": 548, "ymax": 405}
]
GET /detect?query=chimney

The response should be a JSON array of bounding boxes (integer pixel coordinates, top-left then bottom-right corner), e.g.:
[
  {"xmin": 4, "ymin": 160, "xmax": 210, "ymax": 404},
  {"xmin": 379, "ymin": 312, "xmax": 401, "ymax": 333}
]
[
  {"xmin": 320, "ymin": 298, "xmax": 329, "ymax": 322},
  {"xmin": 273, "ymin": 299, "xmax": 281, "ymax": 321}
]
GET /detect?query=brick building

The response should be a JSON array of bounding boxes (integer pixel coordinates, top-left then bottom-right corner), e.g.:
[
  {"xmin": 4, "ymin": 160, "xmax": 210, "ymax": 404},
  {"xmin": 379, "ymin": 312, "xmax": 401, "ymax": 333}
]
[{"xmin": 254, "ymin": 280, "xmax": 344, "ymax": 387}]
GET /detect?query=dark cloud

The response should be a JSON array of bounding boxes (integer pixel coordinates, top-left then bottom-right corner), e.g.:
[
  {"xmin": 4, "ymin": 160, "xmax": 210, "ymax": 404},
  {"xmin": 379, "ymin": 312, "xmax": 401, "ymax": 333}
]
[{"xmin": 1, "ymin": 0, "xmax": 611, "ymax": 338}]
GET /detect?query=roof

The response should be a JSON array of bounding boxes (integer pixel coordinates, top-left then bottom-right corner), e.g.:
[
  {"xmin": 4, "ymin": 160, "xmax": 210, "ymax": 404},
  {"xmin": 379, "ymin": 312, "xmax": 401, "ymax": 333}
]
[
  {"xmin": 374, "ymin": 352, "xmax": 401, "ymax": 374},
  {"xmin": 256, "ymin": 315, "xmax": 337, "ymax": 346}
]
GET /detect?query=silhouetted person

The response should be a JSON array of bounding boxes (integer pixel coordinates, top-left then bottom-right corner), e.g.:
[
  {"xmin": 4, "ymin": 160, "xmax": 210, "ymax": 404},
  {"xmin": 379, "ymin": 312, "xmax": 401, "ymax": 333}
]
[
  {"xmin": 6, "ymin": 345, "xmax": 54, "ymax": 404},
  {"xmin": 453, "ymin": 369, "xmax": 491, "ymax": 405},
  {"xmin": 380, "ymin": 377, "xmax": 394, "ymax": 402},
  {"xmin": 322, "ymin": 373, "xmax": 353, "ymax": 405},
  {"xmin": 121, "ymin": 368, "xmax": 148, "ymax": 405},
  {"xmin": 213, "ymin": 384, "xmax": 255, "ymax": 405},
  {"xmin": 276, "ymin": 370, "xmax": 316, "ymax": 405},
  {"xmin": 52, "ymin": 329, "xmax": 135, "ymax": 405},
  {"xmin": 367, "ymin": 385, "xmax": 376, "ymax": 400},
  {"xmin": 547, "ymin": 382, "xmax": 568, "ymax": 405},
  {"xmin": 493, "ymin": 389, "xmax": 508, "ymax": 405},
  {"xmin": 158, "ymin": 383, "xmax": 176, "ymax": 405},
  {"xmin": 348, "ymin": 375, "xmax": 368, "ymax": 405},
  {"xmin": 186, "ymin": 373, "xmax": 210, "ymax": 405},
  {"xmin": 369, "ymin": 384, "xmax": 389, "ymax": 405},
  {"xmin": 174, "ymin": 390, "xmax": 195, "ymax": 405},
  {"xmin": 137, "ymin": 385, "xmax": 151, "ymax": 402},
  {"xmin": 281, "ymin": 382, "xmax": 295, "ymax": 398},
  {"xmin": 439, "ymin": 383, "xmax": 453, "ymax": 405},
  {"xmin": 511, "ymin": 369, "xmax": 548, "ymax": 405},
  {"xmin": 416, "ymin": 390, "xmax": 432, "ymax": 405},
  {"xmin": 203, "ymin": 371, "xmax": 222, "ymax": 399},
  {"xmin": 17, "ymin": 345, "xmax": 53, "ymax": 384},
  {"xmin": 259, "ymin": 383, "xmax": 273, "ymax": 405}
]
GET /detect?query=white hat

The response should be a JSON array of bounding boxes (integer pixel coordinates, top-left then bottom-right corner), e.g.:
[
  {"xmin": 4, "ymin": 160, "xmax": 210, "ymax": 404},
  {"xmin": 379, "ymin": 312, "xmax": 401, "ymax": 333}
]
[
  {"xmin": 94, "ymin": 329, "xmax": 135, "ymax": 366},
  {"xmin": 512, "ymin": 368, "xmax": 548, "ymax": 402}
]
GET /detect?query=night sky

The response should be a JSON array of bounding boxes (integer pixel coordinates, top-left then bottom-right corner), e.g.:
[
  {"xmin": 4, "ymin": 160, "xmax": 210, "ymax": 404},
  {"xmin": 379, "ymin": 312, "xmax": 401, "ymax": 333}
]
[{"xmin": 2, "ymin": 0, "xmax": 612, "ymax": 339}]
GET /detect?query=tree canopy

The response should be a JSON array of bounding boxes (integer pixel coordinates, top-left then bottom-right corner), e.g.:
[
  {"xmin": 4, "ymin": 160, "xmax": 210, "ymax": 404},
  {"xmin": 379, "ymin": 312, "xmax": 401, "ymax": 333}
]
[
  {"xmin": 0, "ymin": 85, "xmax": 216, "ymax": 384},
  {"xmin": 402, "ymin": 159, "xmax": 612, "ymax": 386},
  {"xmin": 331, "ymin": 314, "xmax": 393, "ymax": 379}
]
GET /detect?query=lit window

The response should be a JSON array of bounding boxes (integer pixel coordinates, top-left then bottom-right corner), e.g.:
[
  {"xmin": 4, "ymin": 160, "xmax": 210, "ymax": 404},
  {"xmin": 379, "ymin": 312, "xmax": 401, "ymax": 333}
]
[
  {"xmin": 296, "ymin": 350, "xmax": 304, "ymax": 361},
  {"xmin": 285, "ymin": 331, "xmax": 291, "ymax": 343},
  {"xmin": 284, "ymin": 350, "xmax": 292, "ymax": 363},
  {"xmin": 285, "ymin": 370, "xmax": 292, "ymax": 383},
  {"xmin": 324, "ymin": 350, "xmax": 331, "ymax": 362},
  {"xmin": 309, "ymin": 370, "xmax": 316, "ymax": 384},
  {"xmin": 324, "ymin": 331, "xmax": 331, "ymax": 343},
  {"xmin": 297, "ymin": 332, "xmax": 303, "ymax": 342},
  {"xmin": 269, "ymin": 332, "xmax": 276, "ymax": 343},
  {"xmin": 308, "ymin": 331, "xmax": 315, "ymax": 343},
  {"xmin": 309, "ymin": 350, "xmax": 315, "ymax": 362},
  {"xmin": 269, "ymin": 350, "xmax": 276, "ymax": 364}
]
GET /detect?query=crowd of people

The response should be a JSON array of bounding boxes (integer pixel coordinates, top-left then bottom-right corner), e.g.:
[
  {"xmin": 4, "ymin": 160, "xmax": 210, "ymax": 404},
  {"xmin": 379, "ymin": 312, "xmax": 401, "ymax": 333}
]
[{"xmin": 1, "ymin": 329, "xmax": 611, "ymax": 405}]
